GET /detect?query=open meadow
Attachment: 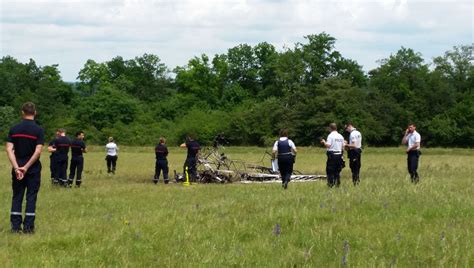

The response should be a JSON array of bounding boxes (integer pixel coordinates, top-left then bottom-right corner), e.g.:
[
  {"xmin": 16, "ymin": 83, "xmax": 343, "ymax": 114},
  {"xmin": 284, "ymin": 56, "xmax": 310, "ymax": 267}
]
[{"xmin": 1, "ymin": 146, "xmax": 473, "ymax": 267}]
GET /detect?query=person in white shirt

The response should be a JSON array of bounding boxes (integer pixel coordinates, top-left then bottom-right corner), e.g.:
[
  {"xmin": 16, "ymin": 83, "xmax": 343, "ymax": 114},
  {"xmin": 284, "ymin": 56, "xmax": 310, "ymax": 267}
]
[
  {"xmin": 320, "ymin": 123, "xmax": 345, "ymax": 187},
  {"xmin": 272, "ymin": 129, "xmax": 297, "ymax": 190},
  {"xmin": 345, "ymin": 122, "xmax": 362, "ymax": 185},
  {"xmin": 402, "ymin": 123, "xmax": 421, "ymax": 183},
  {"xmin": 105, "ymin": 137, "xmax": 119, "ymax": 174}
]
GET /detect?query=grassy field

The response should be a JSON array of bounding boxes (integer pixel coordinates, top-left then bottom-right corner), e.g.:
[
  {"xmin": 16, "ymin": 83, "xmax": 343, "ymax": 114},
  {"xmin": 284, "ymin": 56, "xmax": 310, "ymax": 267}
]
[{"xmin": 1, "ymin": 146, "xmax": 473, "ymax": 267}]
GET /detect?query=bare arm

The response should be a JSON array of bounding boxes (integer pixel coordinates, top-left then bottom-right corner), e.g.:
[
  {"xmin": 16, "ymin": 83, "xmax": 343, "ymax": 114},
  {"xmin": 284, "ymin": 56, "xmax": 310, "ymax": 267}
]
[
  {"xmin": 6, "ymin": 142, "xmax": 20, "ymax": 169},
  {"xmin": 291, "ymin": 148, "xmax": 297, "ymax": 155},
  {"xmin": 345, "ymin": 139, "xmax": 355, "ymax": 149},
  {"xmin": 407, "ymin": 142, "xmax": 420, "ymax": 152},
  {"xmin": 47, "ymin": 145, "xmax": 56, "ymax": 153},
  {"xmin": 320, "ymin": 139, "xmax": 331, "ymax": 148},
  {"xmin": 401, "ymin": 130, "xmax": 409, "ymax": 145},
  {"xmin": 180, "ymin": 143, "xmax": 187, "ymax": 148},
  {"xmin": 6, "ymin": 142, "xmax": 23, "ymax": 180}
]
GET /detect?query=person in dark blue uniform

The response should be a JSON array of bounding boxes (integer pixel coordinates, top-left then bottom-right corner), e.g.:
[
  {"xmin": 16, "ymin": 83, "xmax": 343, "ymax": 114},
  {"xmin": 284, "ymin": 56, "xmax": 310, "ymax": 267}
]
[
  {"xmin": 272, "ymin": 129, "xmax": 297, "ymax": 189},
  {"xmin": 153, "ymin": 137, "xmax": 169, "ymax": 184},
  {"xmin": 53, "ymin": 128, "xmax": 71, "ymax": 186},
  {"xmin": 180, "ymin": 134, "xmax": 200, "ymax": 182},
  {"xmin": 47, "ymin": 129, "xmax": 60, "ymax": 184},
  {"xmin": 68, "ymin": 131, "xmax": 87, "ymax": 187},
  {"xmin": 5, "ymin": 102, "xmax": 44, "ymax": 233}
]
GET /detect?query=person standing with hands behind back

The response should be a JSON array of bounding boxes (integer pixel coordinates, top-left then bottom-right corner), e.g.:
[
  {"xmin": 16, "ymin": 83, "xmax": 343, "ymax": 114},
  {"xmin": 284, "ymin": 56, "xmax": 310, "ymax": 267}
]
[
  {"xmin": 105, "ymin": 137, "xmax": 118, "ymax": 174},
  {"xmin": 5, "ymin": 102, "xmax": 44, "ymax": 233},
  {"xmin": 272, "ymin": 129, "xmax": 297, "ymax": 190},
  {"xmin": 402, "ymin": 123, "xmax": 421, "ymax": 183}
]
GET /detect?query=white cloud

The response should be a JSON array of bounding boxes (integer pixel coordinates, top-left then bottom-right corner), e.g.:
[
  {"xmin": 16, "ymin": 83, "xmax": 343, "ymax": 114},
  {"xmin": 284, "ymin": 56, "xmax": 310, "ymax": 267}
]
[{"xmin": 0, "ymin": 0, "xmax": 471, "ymax": 81}]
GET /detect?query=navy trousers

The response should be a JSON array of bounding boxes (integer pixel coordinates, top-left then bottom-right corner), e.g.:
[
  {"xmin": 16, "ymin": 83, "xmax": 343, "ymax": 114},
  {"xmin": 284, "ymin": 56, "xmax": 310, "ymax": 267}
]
[
  {"xmin": 407, "ymin": 150, "xmax": 420, "ymax": 183},
  {"xmin": 183, "ymin": 157, "xmax": 198, "ymax": 182},
  {"xmin": 326, "ymin": 152, "xmax": 343, "ymax": 188},
  {"xmin": 106, "ymin": 155, "xmax": 118, "ymax": 173},
  {"xmin": 348, "ymin": 149, "xmax": 362, "ymax": 185},
  {"xmin": 55, "ymin": 156, "xmax": 68, "ymax": 184},
  {"xmin": 154, "ymin": 159, "xmax": 169, "ymax": 183},
  {"xmin": 69, "ymin": 156, "xmax": 84, "ymax": 186},
  {"xmin": 278, "ymin": 155, "xmax": 294, "ymax": 187},
  {"xmin": 11, "ymin": 170, "xmax": 41, "ymax": 231}
]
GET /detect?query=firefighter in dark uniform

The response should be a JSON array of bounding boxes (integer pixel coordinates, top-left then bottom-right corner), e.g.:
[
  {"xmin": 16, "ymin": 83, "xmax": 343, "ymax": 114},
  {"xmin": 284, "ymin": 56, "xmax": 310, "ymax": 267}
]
[
  {"xmin": 153, "ymin": 137, "xmax": 169, "ymax": 184},
  {"xmin": 53, "ymin": 128, "xmax": 71, "ymax": 186},
  {"xmin": 5, "ymin": 102, "xmax": 44, "ymax": 233},
  {"xmin": 272, "ymin": 129, "xmax": 297, "ymax": 189},
  {"xmin": 345, "ymin": 122, "xmax": 362, "ymax": 185},
  {"xmin": 68, "ymin": 131, "xmax": 87, "ymax": 187},
  {"xmin": 180, "ymin": 134, "xmax": 200, "ymax": 182},
  {"xmin": 320, "ymin": 123, "xmax": 345, "ymax": 188},
  {"xmin": 47, "ymin": 129, "xmax": 60, "ymax": 184}
]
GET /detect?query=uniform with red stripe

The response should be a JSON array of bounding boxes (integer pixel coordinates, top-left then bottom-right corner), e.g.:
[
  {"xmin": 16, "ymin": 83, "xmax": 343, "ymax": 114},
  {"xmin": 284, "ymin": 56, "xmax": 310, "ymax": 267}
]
[
  {"xmin": 6, "ymin": 102, "xmax": 44, "ymax": 233},
  {"xmin": 153, "ymin": 137, "xmax": 169, "ymax": 184},
  {"xmin": 53, "ymin": 130, "xmax": 71, "ymax": 185},
  {"xmin": 68, "ymin": 131, "xmax": 87, "ymax": 187}
]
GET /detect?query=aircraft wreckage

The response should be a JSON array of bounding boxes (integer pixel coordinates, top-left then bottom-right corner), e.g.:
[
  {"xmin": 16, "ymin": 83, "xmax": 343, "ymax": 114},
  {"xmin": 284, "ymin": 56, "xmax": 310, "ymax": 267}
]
[{"xmin": 174, "ymin": 146, "xmax": 326, "ymax": 184}]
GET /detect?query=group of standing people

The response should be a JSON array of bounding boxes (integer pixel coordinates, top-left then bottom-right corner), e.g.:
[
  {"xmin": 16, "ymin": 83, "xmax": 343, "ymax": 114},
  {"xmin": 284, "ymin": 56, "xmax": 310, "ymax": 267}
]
[
  {"xmin": 48, "ymin": 129, "xmax": 87, "ymax": 187},
  {"xmin": 5, "ymin": 102, "xmax": 422, "ymax": 234},
  {"xmin": 273, "ymin": 122, "xmax": 421, "ymax": 189},
  {"xmin": 151, "ymin": 134, "xmax": 201, "ymax": 184}
]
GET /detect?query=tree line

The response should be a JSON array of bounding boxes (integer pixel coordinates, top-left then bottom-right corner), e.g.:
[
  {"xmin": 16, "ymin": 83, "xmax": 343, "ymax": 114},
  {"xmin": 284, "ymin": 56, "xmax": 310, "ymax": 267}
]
[{"xmin": 1, "ymin": 33, "xmax": 472, "ymax": 147}]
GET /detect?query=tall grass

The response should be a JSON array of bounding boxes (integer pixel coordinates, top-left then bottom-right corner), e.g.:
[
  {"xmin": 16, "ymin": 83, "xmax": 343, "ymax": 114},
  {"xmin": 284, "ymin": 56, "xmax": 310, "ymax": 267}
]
[{"xmin": 1, "ymin": 147, "xmax": 473, "ymax": 267}]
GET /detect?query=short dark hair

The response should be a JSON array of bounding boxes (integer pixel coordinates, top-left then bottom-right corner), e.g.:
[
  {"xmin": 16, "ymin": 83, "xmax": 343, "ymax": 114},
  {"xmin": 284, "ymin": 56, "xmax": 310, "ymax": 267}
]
[
  {"xmin": 21, "ymin": 102, "xmax": 36, "ymax": 116},
  {"xmin": 408, "ymin": 123, "xmax": 416, "ymax": 127},
  {"xmin": 58, "ymin": 128, "xmax": 66, "ymax": 134},
  {"xmin": 76, "ymin": 131, "xmax": 84, "ymax": 137},
  {"xmin": 187, "ymin": 133, "xmax": 196, "ymax": 140},
  {"xmin": 279, "ymin": 129, "xmax": 288, "ymax": 137},
  {"xmin": 329, "ymin": 123, "xmax": 337, "ymax": 131}
]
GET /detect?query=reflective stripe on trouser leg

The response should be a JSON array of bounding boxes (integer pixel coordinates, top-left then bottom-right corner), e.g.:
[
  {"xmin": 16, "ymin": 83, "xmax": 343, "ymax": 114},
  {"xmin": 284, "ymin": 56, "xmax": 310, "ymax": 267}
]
[
  {"xmin": 23, "ymin": 172, "xmax": 41, "ymax": 229},
  {"xmin": 11, "ymin": 171, "xmax": 26, "ymax": 229}
]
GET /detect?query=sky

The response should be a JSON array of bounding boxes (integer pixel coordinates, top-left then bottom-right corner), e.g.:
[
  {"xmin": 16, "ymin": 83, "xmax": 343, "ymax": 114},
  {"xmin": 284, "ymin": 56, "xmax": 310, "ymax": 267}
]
[{"xmin": 1, "ymin": 0, "xmax": 472, "ymax": 82}]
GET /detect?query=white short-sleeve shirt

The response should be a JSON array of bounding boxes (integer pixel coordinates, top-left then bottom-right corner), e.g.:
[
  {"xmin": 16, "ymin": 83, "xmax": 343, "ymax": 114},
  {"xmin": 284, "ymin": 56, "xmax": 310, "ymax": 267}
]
[
  {"xmin": 326, "ymin": 131, "xmax": 344, "ymax": 153},
  {"xmin": 272, "ymin": 137, "xmax": 296, "ymax": 152},
  {"xmin": 349, "ymin": 129, "xmax": 362, "ymax": 149},
  {"xmin": 407, "ymin": 131, "xmax": 421, "ymax": 150},
  {"xmin": 106, "ymin": 142, "xmax": 118, "ymax": 156}
]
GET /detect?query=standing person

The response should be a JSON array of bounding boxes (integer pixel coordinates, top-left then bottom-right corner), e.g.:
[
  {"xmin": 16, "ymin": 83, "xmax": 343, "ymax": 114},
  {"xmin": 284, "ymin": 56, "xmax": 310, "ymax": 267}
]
[
  {"xmin": 402, "ymin": 123, "xmax": 421, "ymax": 183},
  {"xmin": 272, "ymin": 129, "xmax": 297, "ymax": 190},
  {"xmin": 5, "ymin": 102, "xmax": 44, "ymax": 233},
  {"xmin": 345, "ymin": 122, "xmax": 362, "ymax": 185},
  {"xmin": 53, "ymin": 128, "xmax": 71, "ymax": 187},
  {"xmin": 68, "ymin": 131, "xmax": 87, "ymax": 187},
  {"xmin": 153, "ymin": 137, "xmax": 169, "ymax": 184},
  {"xmin": 105, "ymin": 137, "xmax": 118, "ymax": 174},
  {"xmin": 320, "ymin": 123, "xmax": 345, "ymax": 188},
  {"xmin": 47, "ymin": 130, "xmax": 60, "ymax": 184},
  {"xmin": 180, "ymin": 134, "xmax": 200, "ymax": 182}
]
